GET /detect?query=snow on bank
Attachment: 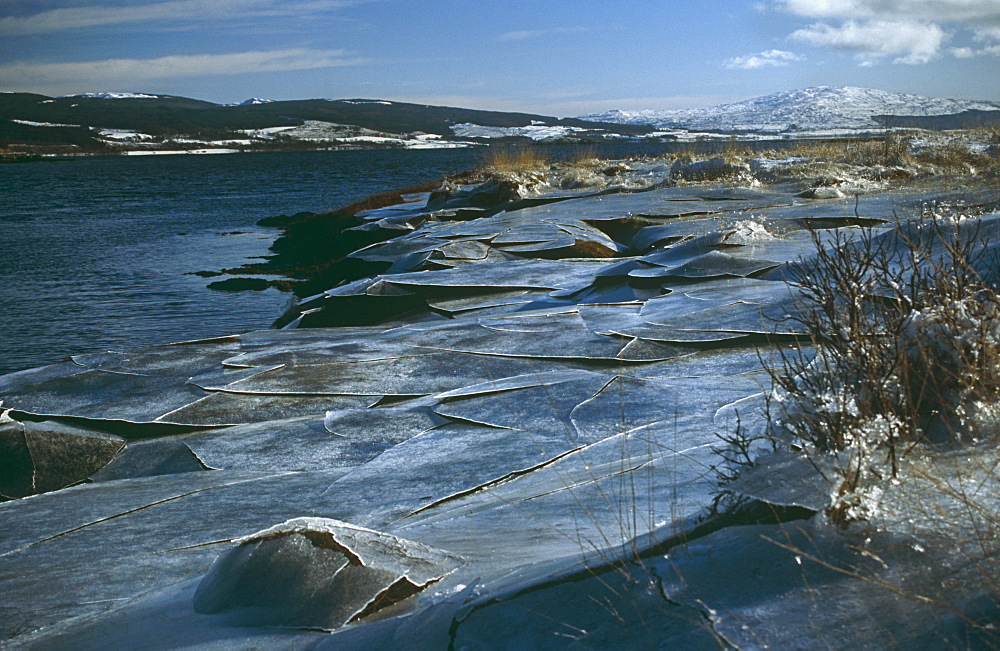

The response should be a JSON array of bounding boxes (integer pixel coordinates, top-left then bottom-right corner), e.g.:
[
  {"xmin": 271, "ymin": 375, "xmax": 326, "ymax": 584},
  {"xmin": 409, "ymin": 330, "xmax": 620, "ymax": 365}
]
[
  {"xmin": 12, "ymin": 119, "xmax": 81, "ymax": 128},
  {"xmin": 238, "ymin": 125, "xmax": 298, "ymax": 138},
  {"xmin": 98, "ymin": 128, "xmax": 157, "ymax": 141},
  {"xmin": 450, "ymin": 123, "xmax": 593, "ymax": 141}
]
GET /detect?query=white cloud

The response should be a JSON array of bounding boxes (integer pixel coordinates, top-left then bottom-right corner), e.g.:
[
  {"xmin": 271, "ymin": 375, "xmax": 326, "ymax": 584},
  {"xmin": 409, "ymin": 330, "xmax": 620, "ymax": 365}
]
[
  {"xmin": 775, "ymin": 0, "xmax": 862, "ymax": 18},
  {"xmin": 0, "ymin": 49, "xmax": 366, "ymax": 88},
  {"xmin": 496, "ymin": 26, "xmax": 588, "ymax": 42},
  {"xmin": 976, "ymin": 25, "xmax": 1000, "ymax": 42},
  {"xmin": 724, "ymin": 49, "xmax": 803, "ymax": 69},
  {"xmin": 0, "ymin": 0, "xmax": 361, "ymax": 36},
  {"xmin": 774, "ymin": 0, "xmax": 1000, "ymax": 64},
  {"xmin": 791, "ymin": 19, "xmax": 947, "ymax": 64},
  {"xmin": 776, "ymin": 0, "xmax": 1000, "ymax": 23},
  {"xmin": 951, "ymin": 46, "xmax": 977, "ymax": 58},
  {"xmin": 498, "ymin": 30, "xmax": 544, "ymax": 42}
]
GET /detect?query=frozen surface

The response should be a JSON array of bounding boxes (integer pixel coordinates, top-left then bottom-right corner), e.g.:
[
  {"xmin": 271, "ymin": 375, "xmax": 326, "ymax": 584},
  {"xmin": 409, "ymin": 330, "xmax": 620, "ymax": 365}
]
[{"xmin": 2, "ymin": 166, "xmax": 1000, "ymax": 646}]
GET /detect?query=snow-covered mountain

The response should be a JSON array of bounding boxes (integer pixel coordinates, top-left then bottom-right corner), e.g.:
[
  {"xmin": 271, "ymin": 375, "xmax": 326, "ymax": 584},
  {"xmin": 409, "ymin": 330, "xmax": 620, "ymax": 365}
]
[
  {"xmin": 581, "ymin": 86, "xmax": 1000, "ymax": 134},
  {"xmin": 228, "ymin": 97, "xmax": 275, "ymax": 106}
]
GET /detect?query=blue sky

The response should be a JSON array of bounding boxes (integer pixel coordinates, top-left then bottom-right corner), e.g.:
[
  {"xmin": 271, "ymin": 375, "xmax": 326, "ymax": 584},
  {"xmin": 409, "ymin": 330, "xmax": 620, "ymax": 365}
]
[{"xmin": 1, "ymin": 0, "xmax": 998, "ymax": 115}]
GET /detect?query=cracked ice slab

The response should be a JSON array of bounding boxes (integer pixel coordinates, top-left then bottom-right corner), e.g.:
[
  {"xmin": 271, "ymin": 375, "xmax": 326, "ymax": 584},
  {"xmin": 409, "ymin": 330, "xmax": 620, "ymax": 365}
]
[
  {"xmin": 193, "ymin": 517, "xmax": 463, "ymax": 630},
  {"xmin": 380, "ymin": 259, "xmax": 610, "ymax": 290}
]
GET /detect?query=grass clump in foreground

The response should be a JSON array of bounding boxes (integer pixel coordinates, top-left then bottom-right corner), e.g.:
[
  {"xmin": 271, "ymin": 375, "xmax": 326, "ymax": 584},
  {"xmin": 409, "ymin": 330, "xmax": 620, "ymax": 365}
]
[{"xmin": 479, "ymin": 144, "xmax": 550, "ymax": 177}]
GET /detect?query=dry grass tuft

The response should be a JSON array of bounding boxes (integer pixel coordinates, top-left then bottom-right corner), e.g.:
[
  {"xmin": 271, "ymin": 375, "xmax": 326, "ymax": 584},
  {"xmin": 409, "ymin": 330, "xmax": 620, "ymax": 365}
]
[
  {"xmin": 480, "ymin": 145, "xmax": 550, "ymax": 176},
  {"xmin": 913, "ymin": 139, "xmax": 993, "ymax": 172}
]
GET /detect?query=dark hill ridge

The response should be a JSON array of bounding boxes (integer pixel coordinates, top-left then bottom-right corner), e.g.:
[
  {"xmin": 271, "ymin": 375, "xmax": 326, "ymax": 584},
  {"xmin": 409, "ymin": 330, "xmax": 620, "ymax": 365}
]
[
  {"xmin": 876, "ymin": 109, "xmax": 1000, "ymax": 130},
  {"xmin": 241, "ymin": 98, "xmax": 655, "ymax": 136},
  {"xmin": 0, "ymin": 92, "xmax": 296, "ymax": 135},
  {"xmin": 0, "ymin": 92, "xmax": 655, "ymax": 146}
]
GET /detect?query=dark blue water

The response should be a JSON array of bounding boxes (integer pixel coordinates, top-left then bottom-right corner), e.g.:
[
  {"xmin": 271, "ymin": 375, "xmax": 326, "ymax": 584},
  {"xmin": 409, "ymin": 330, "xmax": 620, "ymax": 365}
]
[
  {"xmin": 0, "ymin": 149, "xmax": 488, "ymax": 375},
  {"xmin": 0, "ymin": 142, "xmax": 707, "ymax": 375}
]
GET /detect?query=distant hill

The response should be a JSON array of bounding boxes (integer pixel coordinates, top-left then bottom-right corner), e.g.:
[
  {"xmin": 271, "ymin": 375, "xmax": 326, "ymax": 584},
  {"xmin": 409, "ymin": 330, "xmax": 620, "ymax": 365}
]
[
  {"xmin": 6, "ymin": 86, "xmax": 998, "ymax": 154},
  {"xmin": 0, "ymin": 92, "xmax": 655, "ymax": 152},
  {"xmin": 239, "ymin": 98, "xmax": 655, "ymax": 137},
  {"xmin": 580, "ymin": 86, "xmax": 1000, "ymax": 134},
  {"xmin": 0, "ymin": 92, "xmax": 295, "ymax": 135}
]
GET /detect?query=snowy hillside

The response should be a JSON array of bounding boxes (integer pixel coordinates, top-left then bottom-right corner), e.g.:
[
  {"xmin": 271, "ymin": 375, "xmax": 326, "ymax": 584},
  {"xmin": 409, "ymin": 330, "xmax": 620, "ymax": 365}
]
[
  {"xmin": 581, "ymin": 86, "xmax": 1000, "ymax": 133},
  {"xmin": 61, "ymin": 92, "xmax": 161, "ymax": 100}
]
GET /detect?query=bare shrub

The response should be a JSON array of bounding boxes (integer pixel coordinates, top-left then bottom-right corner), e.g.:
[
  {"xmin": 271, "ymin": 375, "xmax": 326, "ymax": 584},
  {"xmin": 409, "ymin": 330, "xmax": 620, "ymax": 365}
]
[{"xmin": 765, "ymin": 207, "xmax": 1000, "ymax": 521}]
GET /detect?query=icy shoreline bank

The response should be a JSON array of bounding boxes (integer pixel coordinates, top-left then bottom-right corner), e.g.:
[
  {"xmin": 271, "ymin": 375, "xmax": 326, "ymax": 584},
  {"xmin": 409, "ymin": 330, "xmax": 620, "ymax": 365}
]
[{"xmin": 2, "ymin": 137, "xmax": 1000, "ymax": 646}]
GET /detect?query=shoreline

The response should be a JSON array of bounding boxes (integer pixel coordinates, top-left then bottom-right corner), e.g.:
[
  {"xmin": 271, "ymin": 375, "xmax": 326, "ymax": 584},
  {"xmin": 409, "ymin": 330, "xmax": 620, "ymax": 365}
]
[
  {"xmin": 2, "ymin": 126, "xmax": 972, "ymax": 160},
  {"xmin": 2, "ymin": 135, "xmax": 1000, "ymax": 646}
]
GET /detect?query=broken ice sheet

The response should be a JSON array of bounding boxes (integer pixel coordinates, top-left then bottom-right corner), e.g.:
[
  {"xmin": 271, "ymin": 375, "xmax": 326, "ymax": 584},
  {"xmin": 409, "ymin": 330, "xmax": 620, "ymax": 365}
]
[
  {"xmin": 213, "ymin": 350, "xmax": 593, "ymax": 397},
  {"xmin": 0, "ymin": 366, "xmax": 211, "ymax": 424},
  {"xmin": 607, "ymin": 321, "xmax": 749, "ymax": 343},
  {"xmin": 392, "ymin": 426, "xmax": 722, "ymax": 575},
  {"xmin": 641, "ymin": 300, "xmax": 796, "ymax": 336},
  {"xmin": 725, "ymin": 450, "xmax": 838, "ymax": 513},
  {"xmin": 490, "ymin": 222, "xmax": 573, "ymax": 245},
  {"xmin": 6, "ymin": 176, "xmax": 998, "ymax": 647},
  {"xmin": 348, "ymin": 236, "xmax": 450, "ymax": 263},
  {"xmin": 432, "ymin": 239, "xmax": 494, "ymax": 260},
  {"xmin": 431, "ymin": 369, "xmax": 598, "ymax": 400},
  {"xmin": 0, "ymin": 412, "xmax": 125, "ymax": 498},
  {"xmin": 323, "ymin": 403, "xmax": 445, "ymax": 445},
  {"xmin": 176, "ymin": 415, "xmax": 383, "ymax": 472},
  {"xmin": 383, "ymin": 258, "xmax": 610, "ymax": 291},
  {"xmin": 569, "ymin": 374, "xmax": 764, "ymax": 445},
  {"xmin": 663, "ymin": 250, "xmax": 780, "ymax": 278},
  {"xmin": 224, "ymin": 329, "xmax": 435, "ymax": 367},
  {"xmin": 432, "ymin": 372, "xmax": 612, "ymax": 434},
  {"xmin": 525, "ymin": 185, "xmax": 788, "ymax": 224},
  {"xmin": 425, "ymin": 289, "xmax": 541, "ymax": 316},
  {"xmin": 319, "ymin": 420, "xmax": 584, "ymax": 526},
  {"xmin": 388, "ymin": 312, "xmax": 633, "ymax": 360},
  {"xmin": 89, "ymin": 438, "xmax": 207, "ymax": 483},
  {"xmin": 193, "ymin": 517, "xmax": 462, "ymax": 630},
  {"xmin": 154, "ymin": 392, "xmax": 373, "ymax": 427}
]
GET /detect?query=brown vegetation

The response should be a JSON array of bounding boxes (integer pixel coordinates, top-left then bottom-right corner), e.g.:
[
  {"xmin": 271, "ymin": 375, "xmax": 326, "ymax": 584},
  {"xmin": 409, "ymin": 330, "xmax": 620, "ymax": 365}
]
[{"xmin": 479, "ymin": 144, "xmax": 550, "ymax": 176}]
